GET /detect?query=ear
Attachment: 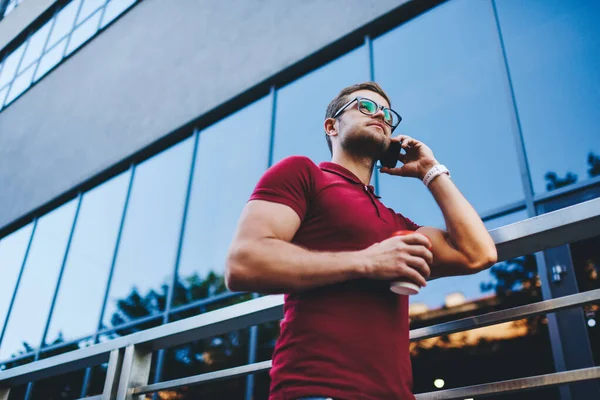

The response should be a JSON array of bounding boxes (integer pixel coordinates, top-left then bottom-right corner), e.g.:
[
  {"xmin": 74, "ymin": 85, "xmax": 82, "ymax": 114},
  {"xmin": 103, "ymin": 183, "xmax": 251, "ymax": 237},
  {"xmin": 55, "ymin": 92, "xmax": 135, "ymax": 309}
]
[{"xmin": 324, "ymin": 118, "xmax": 338, "ymax": 137}]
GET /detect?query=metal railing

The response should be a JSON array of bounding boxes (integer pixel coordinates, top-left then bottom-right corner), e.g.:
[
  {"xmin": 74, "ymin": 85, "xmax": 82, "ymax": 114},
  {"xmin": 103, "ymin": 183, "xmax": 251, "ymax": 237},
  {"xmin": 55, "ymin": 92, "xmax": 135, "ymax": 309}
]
[{"xmin": 0, "ymin": 197, "xmax": 599, "ymax": 399}]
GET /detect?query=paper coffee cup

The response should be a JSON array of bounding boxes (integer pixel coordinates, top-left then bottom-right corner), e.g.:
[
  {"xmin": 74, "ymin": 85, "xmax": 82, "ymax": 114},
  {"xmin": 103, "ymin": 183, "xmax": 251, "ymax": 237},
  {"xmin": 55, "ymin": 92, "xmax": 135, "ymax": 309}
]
[{"xmin": 388, "ymin": 230, "xmax": 430, "ymax": 296}]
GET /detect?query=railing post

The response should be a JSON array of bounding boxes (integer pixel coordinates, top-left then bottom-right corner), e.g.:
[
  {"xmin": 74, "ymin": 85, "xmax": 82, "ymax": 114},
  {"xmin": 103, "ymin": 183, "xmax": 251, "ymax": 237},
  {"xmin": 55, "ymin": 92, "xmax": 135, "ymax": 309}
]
[
  {"xmin": 116, "ymin": 345, "xmax": 152, "ymax": 400},
  {"xmin": 0, "ymin": 388, "xmax": 10, "ymax": 400},
  {"xmin": 102, "ymin": 349, "xmax": 125, "ymax": 400}
]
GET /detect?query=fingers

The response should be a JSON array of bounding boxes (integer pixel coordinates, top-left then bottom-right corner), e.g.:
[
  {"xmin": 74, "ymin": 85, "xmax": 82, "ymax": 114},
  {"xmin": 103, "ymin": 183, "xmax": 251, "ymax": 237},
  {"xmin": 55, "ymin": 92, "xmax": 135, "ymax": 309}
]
[
  {"xmin": 405, "ymin": 244, "xmax": 434, "ymax": 265},
  {"xmin": 400, "ymin": 259, "xmax": 429, "ymax": 287},
  {"xmin": 404, "ymin": 255, "xmax": 431, "ymax": 282},
  {"xmin": 393, "ymin": 233, "xmax": 432, "ymax": 248}
]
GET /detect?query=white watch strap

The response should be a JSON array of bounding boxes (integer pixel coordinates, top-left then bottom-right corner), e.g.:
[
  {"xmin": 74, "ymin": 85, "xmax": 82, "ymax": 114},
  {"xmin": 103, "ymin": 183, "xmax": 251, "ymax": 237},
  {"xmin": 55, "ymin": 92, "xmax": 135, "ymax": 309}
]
[{"xmin": 423, "ymin": 164, "xmax": 450, "ymax": 187}]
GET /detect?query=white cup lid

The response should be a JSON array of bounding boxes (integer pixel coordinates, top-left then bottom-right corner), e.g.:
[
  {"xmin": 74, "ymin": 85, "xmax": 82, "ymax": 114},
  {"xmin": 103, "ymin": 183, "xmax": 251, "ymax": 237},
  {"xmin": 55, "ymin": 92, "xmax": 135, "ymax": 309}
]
[{"xmin": 390, "ymin": 281, "xmax": 420, "ymax": 295}]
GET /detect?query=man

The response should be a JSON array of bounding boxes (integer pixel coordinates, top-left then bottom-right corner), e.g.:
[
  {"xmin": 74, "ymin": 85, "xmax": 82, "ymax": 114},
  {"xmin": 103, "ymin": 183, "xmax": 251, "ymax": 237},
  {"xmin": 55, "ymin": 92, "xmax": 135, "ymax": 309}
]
[{"xmin": 225, "ymin": 82, "xmax": 497, "ymax": 400}]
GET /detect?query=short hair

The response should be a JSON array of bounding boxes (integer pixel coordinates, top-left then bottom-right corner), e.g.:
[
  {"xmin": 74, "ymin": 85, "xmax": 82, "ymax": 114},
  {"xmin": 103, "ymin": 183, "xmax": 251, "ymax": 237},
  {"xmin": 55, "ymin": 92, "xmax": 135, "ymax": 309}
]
[{"xmin": 324, "ymin": 82, "xmax": 391, "ymax": 155}]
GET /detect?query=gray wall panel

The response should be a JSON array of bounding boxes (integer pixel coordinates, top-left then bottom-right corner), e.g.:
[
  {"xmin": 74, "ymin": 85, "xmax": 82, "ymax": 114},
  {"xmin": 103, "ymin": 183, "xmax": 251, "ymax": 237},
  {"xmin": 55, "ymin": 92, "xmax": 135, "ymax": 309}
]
[{"xmin": 0, "ymin": 0, "xmax": 410, "ymax": 231}]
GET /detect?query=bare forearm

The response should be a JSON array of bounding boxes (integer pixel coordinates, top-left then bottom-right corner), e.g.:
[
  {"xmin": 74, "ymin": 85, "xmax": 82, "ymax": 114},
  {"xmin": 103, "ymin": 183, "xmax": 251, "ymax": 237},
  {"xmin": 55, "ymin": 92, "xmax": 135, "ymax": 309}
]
[
  {"xmin": 428, "ymin": 174, "xmax": 496, "ymax": 267},
  {"xmin": 226, "ymin": 238, "xmax": 365, "ymax": 294}
]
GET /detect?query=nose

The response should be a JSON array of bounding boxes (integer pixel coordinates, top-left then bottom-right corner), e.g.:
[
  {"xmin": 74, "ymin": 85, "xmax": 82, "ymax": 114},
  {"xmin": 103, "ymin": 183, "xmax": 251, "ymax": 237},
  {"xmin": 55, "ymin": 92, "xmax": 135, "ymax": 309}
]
[{"xmin": 372, "ymin": 108, "xmax": 386, "ymax": 121}]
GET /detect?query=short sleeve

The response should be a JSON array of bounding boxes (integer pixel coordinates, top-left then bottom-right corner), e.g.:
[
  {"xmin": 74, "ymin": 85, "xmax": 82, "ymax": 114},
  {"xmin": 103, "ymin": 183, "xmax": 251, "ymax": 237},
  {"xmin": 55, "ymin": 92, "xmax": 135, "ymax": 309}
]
[
  {"xmin": 395, "ymin": 212, "xmax": 421, "ymax": 231},
  {"xmin": 249, "ymin": 156, "xmax": 316, "ymax": 220}
]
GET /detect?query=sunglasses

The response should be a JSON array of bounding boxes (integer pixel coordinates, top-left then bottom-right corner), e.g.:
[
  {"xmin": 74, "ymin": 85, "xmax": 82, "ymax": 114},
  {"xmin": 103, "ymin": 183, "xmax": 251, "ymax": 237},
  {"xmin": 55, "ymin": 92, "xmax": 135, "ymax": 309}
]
[{"xmin": 332, "ymin": 96, "xmax": 402, "ymax": 131}]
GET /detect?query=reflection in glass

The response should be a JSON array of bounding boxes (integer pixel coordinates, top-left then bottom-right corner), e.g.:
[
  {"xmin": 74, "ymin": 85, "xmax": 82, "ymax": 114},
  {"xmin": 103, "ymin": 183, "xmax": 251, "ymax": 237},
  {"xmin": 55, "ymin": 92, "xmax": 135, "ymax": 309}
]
[
  {"xmin": 29, "ymin": 370, "xmax": 85, "ymax": 400},
  {"xmin": 47, "ymin": 0, "xmax": 81, "ymax": 49},
  {"xmin": 496, "ymin": 0, "xmax": 600, "ymax": 194},
  {"xmin": 45, "ymin": 171, "xmax": 131, "ymax": 346},
  {"xmin": 102, "ymin": 138, "xmax": 194, "ymax": 329},
  {"xmin": 160, "ymin": 328, "xmax": 250, "ymax": 399},
  {"xmin": 175, "ymin": 97, "xmax": 271, "ymax": 307},
  {"xmin": 0, "ymin": 43, "xmax": 26, "ymax": 88},
  {"xmin": 272, "ymin": 46, "xmax": 369, "ymax": 164},
  {"xmin": 101, "ymin": 0, "xmax": 136, "ymax": 28},
  {"xmin": 570, "ymin": 235, "xmax": 600, "ymax": 365},
  {"xmin": 5, "ymin": 64, "xmax": 35, "ymax": 105},
  {"xmin": 0, "ymin": 200, "xmax": 78, "ymax": 361},
  {"xmin": 77, "ymin": 0, "xmax": 105, "ymax": 25},
  {"xmin": 0, "ymin": 224, "xmax": 34, "ymax": 336},
  {"xmin": 66, "ymin": 9, "xmax": 102, "ymax": 55},
  {"xmin": 374, "ymin": 0, "xmax": 524, "ymax": 228},
  {"xmin": 19, "ymin": 19, "xmax": 53, "ymax": 72},
  {"xmin": 34, "ymin": 38, "xmax": 68, "ymax": 82}
]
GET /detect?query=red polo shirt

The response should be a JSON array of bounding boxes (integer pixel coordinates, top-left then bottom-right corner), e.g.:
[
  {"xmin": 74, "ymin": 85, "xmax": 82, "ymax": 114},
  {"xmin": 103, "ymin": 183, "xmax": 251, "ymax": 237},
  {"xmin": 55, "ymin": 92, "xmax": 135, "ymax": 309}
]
[{"xmin": 249, "ymin": 156, "xmax": 420, "ymax": 400}]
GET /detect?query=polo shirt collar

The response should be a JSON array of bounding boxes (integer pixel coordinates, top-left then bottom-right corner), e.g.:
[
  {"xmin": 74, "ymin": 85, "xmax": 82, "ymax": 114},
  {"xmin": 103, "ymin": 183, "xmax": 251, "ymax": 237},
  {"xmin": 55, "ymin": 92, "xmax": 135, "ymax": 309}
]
[{"xmin": 319, "ymin": 162, "xmax": 381, "ymax": 198}]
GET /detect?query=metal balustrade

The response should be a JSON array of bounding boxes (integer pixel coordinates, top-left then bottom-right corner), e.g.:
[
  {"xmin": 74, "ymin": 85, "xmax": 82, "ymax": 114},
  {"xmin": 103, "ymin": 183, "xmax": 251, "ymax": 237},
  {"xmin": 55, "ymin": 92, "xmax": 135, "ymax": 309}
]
[{"xmin": 0, "ymin": 197, "xmax": 599, "ymax": 399}]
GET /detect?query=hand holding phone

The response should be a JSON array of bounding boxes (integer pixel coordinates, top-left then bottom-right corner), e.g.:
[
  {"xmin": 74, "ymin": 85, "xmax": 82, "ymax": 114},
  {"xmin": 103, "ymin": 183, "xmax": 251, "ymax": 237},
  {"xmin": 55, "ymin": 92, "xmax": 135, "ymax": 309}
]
[{"xmin": 378, "ymin": 140, "xmax": 402, "ymax": 169}]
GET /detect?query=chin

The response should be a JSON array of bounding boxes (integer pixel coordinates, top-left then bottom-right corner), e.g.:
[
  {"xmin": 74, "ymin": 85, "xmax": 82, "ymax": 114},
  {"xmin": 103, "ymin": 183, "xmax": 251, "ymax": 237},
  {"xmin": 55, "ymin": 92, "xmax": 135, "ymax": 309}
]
[{"xmin": 342, "ymin": 131, "xmax": 387, "ymax": 158}]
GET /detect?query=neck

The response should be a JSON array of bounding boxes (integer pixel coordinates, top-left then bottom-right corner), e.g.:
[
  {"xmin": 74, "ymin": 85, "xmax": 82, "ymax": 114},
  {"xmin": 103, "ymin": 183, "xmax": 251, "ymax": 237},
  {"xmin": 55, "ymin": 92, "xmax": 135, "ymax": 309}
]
[{"xmin": 331, "ymin": 151, "xmax": 375, "ymax": 185}]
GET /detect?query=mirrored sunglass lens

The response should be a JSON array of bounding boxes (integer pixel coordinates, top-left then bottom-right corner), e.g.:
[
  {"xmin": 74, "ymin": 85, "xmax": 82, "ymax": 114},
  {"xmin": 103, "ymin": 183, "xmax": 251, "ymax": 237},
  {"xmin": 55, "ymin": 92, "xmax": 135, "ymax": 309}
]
[
  {"xmin": 358, "ymin": 99, "xmax": 377, "ymax": 114},
  {"xmin": 383, "ymin": 109, "xmax": 393, "ymax": 124}
]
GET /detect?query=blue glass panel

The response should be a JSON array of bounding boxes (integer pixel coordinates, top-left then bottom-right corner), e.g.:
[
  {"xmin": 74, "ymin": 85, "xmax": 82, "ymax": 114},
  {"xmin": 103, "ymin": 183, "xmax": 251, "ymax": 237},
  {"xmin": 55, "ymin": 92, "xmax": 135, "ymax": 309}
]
[
  {"xmin": 5, "ymin": 64, "xmax": 35, "ymax": 105},
  {"xmin": 19, "ymin": 19, "xmax": 53, "ymax": 72},
  {"xmin": 176, "ymin": 97, "xmax": 271, "ymax": 306},
  {"xmin": 495, "ymin": 0, "xmax": 600, "ymax": 194},
  {"xmin": 47, "ymin": 0, "xmax": 81, "ymax": 49},
  {"xmin": 34, "ymin": 37, "xmax": 67, "ymax": 82},
  {"xmin": 0, "ymin": 43, "xmax": 26, "ymax": 88},
  {"xmin": 77, "ymin": 0, "xmax": 105, "ymax": 25},
  {"xmin": 0, "ymin": 200, "xmax": 78, "ymax": 361},
  {"xmin": 45, "ymin": 171, "xmax": 130, "ymax": 345},
  {"xmin": 272, "ymin": 46, "xmax": 369, "ymax": 165},
  {"xmin": 374, "ymin": 0, "xmax": 525, "ymax": 228},
  {"xmin": 100, "ymin": 0, "xmax": 136, "ymax": 28},
  {"xmin": 0, "ymin": 85, "xmax": 9, "ymax": 111},
  {"xmin": 0, "ymin": 224, "xmax": 34, "ymax": 337},
  {"xmin": 484, "ymin": 208, "xmax": 529, "ymax": 230},
  {"xmin": 66, "ymin": 9, "xmax": 102, "ymax": 55},
  {"xmin": 102, "ymin": 138, "xmax": 194, "ymax": 328}
]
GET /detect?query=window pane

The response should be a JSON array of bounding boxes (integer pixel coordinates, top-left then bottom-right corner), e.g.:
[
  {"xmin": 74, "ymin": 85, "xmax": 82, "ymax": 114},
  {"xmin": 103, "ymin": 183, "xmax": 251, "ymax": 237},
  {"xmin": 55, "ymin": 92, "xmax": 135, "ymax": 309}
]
[
  {"xmin": 272, "ymin": 46, "xmax": 369, "ymax": 164},
  {"xmin": 5, "ymin": 64, "xmax": 35, "ymax": 105},
  {"xmin": 0, "ymin": 43, "xmax": 26, "ymax": 88},
  {"xmin": 45, "ymin": 171, "xmax": 130, "ymax": 346},
  {"xmin": 175, "ymin": 97, "xmax": 271, "ymax": 307},
  {"xmin": 374, "ymin": 0, "xmax": 525, "ymax": 228},
  {"xmin": 34, "ymin": 37, "xmax": 67, "ymax": 82},
  {"xmin": 0, "ymin": 85, "xmax": 9, "ymax": 111},
  {"xmin": 77, "ymin": 0, "xmax": 105, "ymax": 25},
  {"xmin": 47, "ymin": 0, "xmax": 81, "ymax": 49},
  {"xmin": 0, "ymin": 200, "xmax": 78, "ymax": 361},
  {"xmin": 18, "ymin": 23, "xmax": 49, "ymax": 72},
  {"xmin": 102, "ymin": 138, "xmax": 194, "ymax": 329},
  {"xmin": 30, "ymin": 370, "xmax": 85, "ymax": 400},
  {"xmin": 19, "ymin": 19, "xmax": 53, "ymax": 73},
  {"xmin": 484, "ymin": 208, "xmax": 529, "ymax": 230},
  {"xmin": 0, "ymin": 224, "xmax": 34, "ymax": 336},
  {"xmin": 66, "ymin": 9, "xmax": 102, "ymax": 55},
  {"xmin": 496, "ymin": 0, "xmax": 600, "ymax": 194},
  {"xmin": 101, "ymin": 0, "xmax": 136, "ymax": 28}
]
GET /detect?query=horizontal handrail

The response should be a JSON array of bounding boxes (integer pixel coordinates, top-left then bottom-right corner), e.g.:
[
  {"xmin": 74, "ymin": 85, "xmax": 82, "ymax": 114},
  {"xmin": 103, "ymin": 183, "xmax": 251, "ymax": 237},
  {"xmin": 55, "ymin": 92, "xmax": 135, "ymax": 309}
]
[
  {"xmin": 124, "ymin": 288, "xmax": 600, "ymax": 395},
  {"xmin": 410, "ymin": 288, "xmax": 600, "ymax": 341},
  {"xmin": 132, "ymin": 360, "xmax": 273, "ymax": 395},
  {"xmin": 414, "ymin": 366, "xmax": 600, "ymax": 399},
  {"xmin": 0, "ymin": 197, "xmax": 599, "ymax": 389}
]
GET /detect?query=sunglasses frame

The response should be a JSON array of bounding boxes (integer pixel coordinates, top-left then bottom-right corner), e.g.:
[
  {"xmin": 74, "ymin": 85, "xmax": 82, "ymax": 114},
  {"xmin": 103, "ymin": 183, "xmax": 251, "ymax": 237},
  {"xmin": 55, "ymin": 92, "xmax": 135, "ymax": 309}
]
[{"xmin": 332, "ymin": 96, "xmax": 402, "ymax": 132}]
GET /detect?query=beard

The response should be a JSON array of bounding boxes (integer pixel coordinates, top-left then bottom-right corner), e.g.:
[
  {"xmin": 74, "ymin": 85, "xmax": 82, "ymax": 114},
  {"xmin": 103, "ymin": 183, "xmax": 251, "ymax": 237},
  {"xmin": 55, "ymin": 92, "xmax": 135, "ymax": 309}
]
[{"xmin": 339, "ymin": 126, "xmax": 389, "ymax": 160}]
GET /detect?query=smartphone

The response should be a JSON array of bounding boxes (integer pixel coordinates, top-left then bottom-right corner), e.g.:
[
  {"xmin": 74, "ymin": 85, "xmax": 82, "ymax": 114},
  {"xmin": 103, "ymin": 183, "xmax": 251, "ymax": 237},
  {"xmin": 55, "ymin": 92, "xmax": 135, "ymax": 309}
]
[{"xmin": 378, "ymin": 140, "xmax": 402, "ymax": 169}]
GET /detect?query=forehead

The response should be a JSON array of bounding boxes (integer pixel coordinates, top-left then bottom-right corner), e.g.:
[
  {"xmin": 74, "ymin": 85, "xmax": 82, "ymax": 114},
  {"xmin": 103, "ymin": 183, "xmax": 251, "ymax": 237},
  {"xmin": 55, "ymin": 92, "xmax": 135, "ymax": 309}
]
[{"xmin": 349, "ymin": 89, "xmax": 390, "ymax": 108}]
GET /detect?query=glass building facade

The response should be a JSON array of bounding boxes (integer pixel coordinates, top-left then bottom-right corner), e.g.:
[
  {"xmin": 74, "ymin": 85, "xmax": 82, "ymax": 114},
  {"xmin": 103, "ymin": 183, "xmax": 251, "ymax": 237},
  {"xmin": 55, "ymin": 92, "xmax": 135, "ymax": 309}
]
[{"xmin": 0, "ymin": 0, "xmax": 599, "ymax": 398}]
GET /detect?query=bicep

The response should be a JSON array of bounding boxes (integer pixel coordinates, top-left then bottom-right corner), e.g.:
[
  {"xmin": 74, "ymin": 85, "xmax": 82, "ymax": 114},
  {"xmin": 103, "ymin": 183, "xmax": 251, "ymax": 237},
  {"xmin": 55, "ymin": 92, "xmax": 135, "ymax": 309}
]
[
  {"xmin": 233, "ymin": 200, "xmax": 302, "ymax": 244},
  {"xmin": 417, "ymin": 226, "xmax": 469, "ymax": 276}
]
